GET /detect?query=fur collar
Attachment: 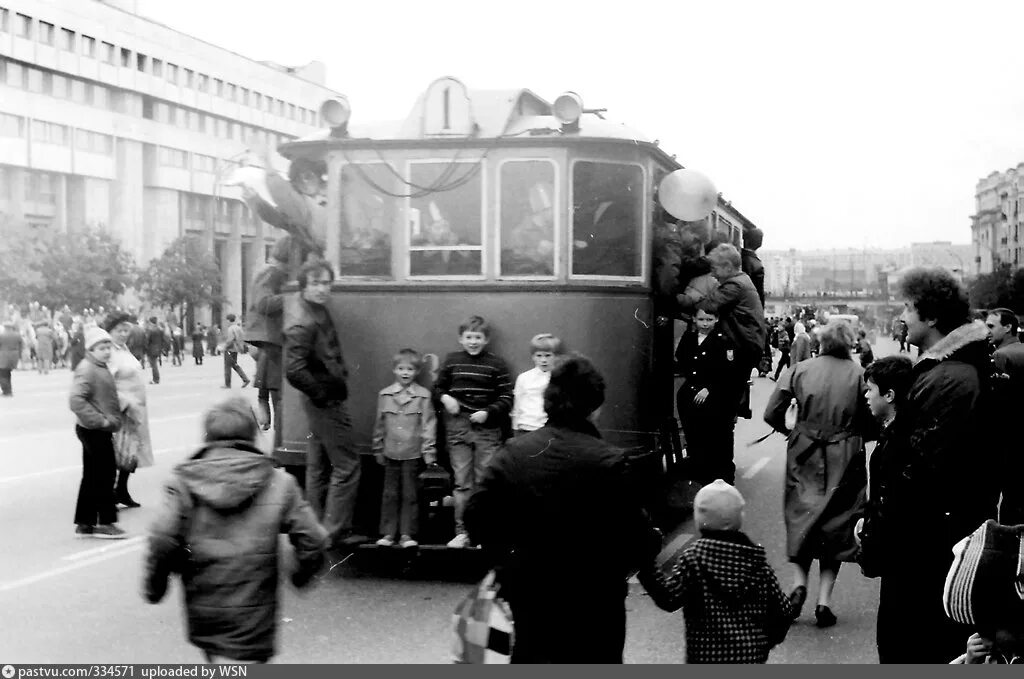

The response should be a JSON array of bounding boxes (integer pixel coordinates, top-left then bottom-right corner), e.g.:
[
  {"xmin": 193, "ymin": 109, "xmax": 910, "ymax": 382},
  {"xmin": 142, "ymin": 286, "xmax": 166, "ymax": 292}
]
[{"xmin": 918, "ymin": 320, "xmax": 990, "ymax": 363}]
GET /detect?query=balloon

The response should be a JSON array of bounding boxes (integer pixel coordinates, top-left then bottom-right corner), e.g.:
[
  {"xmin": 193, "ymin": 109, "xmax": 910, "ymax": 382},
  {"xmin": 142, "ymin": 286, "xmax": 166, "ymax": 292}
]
[{"xmin": 658, "ymin": 169, "xmax": 718, "ymax": 222}]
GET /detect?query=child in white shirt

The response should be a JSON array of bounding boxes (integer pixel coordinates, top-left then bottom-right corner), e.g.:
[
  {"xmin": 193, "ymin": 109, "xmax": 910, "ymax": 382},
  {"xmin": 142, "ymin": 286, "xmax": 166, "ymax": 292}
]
[{"xmin": 511, "ymin": 333, "xmax": 562, "ymax": 435}]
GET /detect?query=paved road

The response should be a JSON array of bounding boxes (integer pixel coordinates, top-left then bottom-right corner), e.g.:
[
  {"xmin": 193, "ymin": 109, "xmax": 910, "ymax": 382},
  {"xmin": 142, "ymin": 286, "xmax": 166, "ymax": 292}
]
[{"xmin": 0, "ymin": 342, "xmax": 901, "ymax": 663}]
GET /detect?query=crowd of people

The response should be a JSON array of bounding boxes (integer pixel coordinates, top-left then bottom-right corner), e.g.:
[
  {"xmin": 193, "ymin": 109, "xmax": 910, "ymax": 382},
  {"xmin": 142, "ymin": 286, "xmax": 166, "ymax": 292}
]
[{"xmin": 13, "ymin": 236, "xmax": 1024, "ymax": 664}]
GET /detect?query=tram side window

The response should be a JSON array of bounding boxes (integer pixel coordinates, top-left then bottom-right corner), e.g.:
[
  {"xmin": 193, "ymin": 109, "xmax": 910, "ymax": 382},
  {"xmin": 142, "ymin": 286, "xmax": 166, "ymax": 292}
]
[
  {"xmin": 338, "ymin": 164, "xmax": 396, "ymax": 277},
  {"xmin": 571, "ymin": 162, "xmax": 644, "ymax": 277},
  {"xmin": 409, "ymin": 162, "xmax": 483, "ymax": 276},
  {"xmin": 500, "ymin": 160, "xmax": 555, "ymax": 277}
]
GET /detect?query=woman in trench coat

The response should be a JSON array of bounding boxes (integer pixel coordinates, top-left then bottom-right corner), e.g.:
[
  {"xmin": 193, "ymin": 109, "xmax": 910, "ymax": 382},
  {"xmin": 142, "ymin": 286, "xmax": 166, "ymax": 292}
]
[
  {"xmin": 764, "ymin": 320, "xmax": 873, "ymax": 629},
  {"xmin": 103, "ymin": 312, "xmax": 155, "ymax": 507}
]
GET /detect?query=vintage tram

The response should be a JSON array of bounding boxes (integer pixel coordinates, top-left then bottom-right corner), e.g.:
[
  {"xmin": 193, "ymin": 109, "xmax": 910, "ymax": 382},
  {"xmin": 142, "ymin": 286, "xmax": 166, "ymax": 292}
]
[{"xmin": 266, "ymin": 77, "xmax": 757, "ymax": 548}]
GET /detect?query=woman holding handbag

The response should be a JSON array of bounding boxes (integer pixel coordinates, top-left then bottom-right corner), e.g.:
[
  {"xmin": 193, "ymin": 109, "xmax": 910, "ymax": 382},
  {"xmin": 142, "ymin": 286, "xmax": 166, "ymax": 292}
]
[
  {"xmin": 764, "ymin": 320, "xmax": 874, "ymax": 629},
  {"xmin": 103, "ymin": 312, "xmax": 155, "ymax": 507}
]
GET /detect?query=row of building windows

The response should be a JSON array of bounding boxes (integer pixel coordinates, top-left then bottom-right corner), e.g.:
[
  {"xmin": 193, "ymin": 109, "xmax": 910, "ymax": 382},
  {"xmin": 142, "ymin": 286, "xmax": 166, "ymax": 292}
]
[
  {"xmin": 0, "ymin": 166, "xmax": 58, "ymax": 204},
  {"xmin": 0, "ymin": 6, "xmax": 320, "ymax": 126},
  {"xmin": 0, "ymin": 111, "xmax": 112, "ymax": 154},
  {"xmin": 142, "ymin": 96, "xmax": 293, "ymax": 148},
  {"xmin": 1, "ymin": 57, "xmax": 294, "ymax": 150}
]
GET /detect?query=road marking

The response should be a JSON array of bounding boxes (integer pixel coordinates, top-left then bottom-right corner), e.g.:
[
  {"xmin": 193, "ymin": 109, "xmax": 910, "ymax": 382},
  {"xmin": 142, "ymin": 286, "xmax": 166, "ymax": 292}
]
[
  {"xmin": 62, "ymin": 536, "xmax": 146, "ymax": 561},
  {"xmin": 743, "ymin": 456, "xmax": 772, "ymax": 479},
  {"xmin": 0, "ymin": 542, "xmax": 143, "ymax": 594},
  {"xmin": 0, "ymin": 445, "xmax": 191, "ymax": 484}
]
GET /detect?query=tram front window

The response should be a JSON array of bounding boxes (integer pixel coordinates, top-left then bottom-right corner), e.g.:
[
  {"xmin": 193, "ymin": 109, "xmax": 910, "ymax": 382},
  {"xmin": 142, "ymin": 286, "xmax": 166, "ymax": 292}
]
[
  {"xmin": 339, "ymin": 164, "xmax": 397, "ymax": 277},
  {"xmin": 571, "ymin": 162, "xmax": 643, "ymax": 277},
  {"xmin": 500, "ymin": 160, "xmax": 556, "ymax": 277},
  {"xmin": 409, "ymin": 161, "xmax": 483, "ymax": 276}
]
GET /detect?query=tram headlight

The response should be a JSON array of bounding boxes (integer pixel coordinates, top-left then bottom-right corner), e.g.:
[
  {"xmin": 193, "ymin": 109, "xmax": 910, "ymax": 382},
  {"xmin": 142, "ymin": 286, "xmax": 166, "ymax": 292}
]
[
  {"xmin": 319, "ymin": 96, "xmax": 351, "ymax": 137},
  {"xmin": 553, "ymin": 91, "xmax": 584, "ymax": 131}
]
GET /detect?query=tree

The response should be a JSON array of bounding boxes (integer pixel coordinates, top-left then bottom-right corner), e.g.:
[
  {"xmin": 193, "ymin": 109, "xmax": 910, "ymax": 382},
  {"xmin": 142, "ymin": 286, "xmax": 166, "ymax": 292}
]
[
  {"xmin": 138, "ymin": 236, "xmax": 223, "ymax": 321},
  {"xmin": 0, "ymin": 219, "xmax": 135, "ymax": 309},
  {"xmin": 968, "ymin": 263, "xmax": 1015, "ymax": 311}
]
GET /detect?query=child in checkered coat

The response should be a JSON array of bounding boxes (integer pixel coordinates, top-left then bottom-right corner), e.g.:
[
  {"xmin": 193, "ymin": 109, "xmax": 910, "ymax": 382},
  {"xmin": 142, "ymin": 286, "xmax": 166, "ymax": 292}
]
[{"xmin": 639, "ymin": 480, "xmax": 794, "ymax": 663}]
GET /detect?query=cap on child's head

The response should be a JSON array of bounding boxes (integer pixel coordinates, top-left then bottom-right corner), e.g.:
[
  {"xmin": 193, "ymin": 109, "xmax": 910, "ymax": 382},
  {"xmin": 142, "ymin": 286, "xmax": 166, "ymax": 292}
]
[
  {"xmin": 85, "ymin": 327, "xmax": 113, "ymax": 350},
  {"xmin": 694, "ymin": 479, "xmax": 745, "ymax": 532},
  {"xmin": 943, "ymin": 520, "xmax": 1024, "ymax": 628}
]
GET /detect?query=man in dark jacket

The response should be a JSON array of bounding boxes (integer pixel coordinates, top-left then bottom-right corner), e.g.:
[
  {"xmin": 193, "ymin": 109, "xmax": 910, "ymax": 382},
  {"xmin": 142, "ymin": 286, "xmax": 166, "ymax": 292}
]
[
  {"xmin": 875, "ymin": 268, "xmax": 1000, "ymax": 663},
  {"xmin": 144, "ymin": 317, "xmax": 166, "ymax": 384},
  {"xmin": 0, "ymin": 319, "xmax": 24, "ymax": 396},
  {"xmin": 245, "ymin": 237, "xmax": 291, "ymax": 443},
  {"xmin": 143, "ymin": 396, "xmax": 327, "ymax": 663},
  {"xmin": 741, "ymin": 226, "xmax": 766, "ymax": 308},
  {"xmin": 127, "ymin": 319, "xmax": 147, "ymax": 366},
  {"xmin": 465, "ymin": 355, "xmax": 659, "ymax": 663},
  {"xmin": 284, "ymin": 260, "xmax": 362, "ymax": 548},
  {"xmin": 984, "ymin": 307, "xmax": 1024, "ymax": 524}
]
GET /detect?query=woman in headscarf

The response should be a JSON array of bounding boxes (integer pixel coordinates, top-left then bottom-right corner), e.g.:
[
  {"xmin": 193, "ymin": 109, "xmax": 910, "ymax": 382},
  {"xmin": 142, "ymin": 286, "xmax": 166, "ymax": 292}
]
[
  {"xmin": 790, "ymin": 322, "xmax": 813, "ymax": 365},
  {"xmin": 764, "ymin": 320, "xmax": 873, "ymax": 629},
  {"xmin": 103, "ymin": 311, "xmax": 155, "ymax": 507}
]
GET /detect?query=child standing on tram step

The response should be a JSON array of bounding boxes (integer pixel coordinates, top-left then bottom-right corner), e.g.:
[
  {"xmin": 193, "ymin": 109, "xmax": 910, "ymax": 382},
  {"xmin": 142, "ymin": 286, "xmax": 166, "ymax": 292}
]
[
  {"xmin": 638, "ymin": 480, "xmax": 794, "ymax": 663},
  {"xmin": 373, "ymin": 349, "xmax": 438, "ymax": 548},
  {"xmin": 510, "ymin": 333, "xmax": 563, "ymax": 436},
  {"xmin": 434, "ymin": 315, "xmax": 514, "ymax": 549},
  {"xmin": 69, "ymin": 327, "xmax": 126, "ymax": 539}
]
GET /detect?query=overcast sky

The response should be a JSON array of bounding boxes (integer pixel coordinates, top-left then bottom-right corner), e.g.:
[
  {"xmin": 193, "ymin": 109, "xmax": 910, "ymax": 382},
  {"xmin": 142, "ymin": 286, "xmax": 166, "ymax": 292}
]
[{"xmin": 137, "ymin": 0, "xmax": 1024, "ymax": 250}]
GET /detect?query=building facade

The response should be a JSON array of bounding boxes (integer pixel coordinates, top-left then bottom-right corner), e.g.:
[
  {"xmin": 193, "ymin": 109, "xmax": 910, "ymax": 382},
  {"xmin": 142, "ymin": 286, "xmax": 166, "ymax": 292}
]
[
  {"xmin": 971, "ymin": 165, "xmax": 1024, "ymax": 275},
  {"xmin": 762, "ymin": 242, "xmax": 972, "ymax": 297},
  {"xmin": 0, "ymin": 0, "xmax": 340, "ymax": 320}
]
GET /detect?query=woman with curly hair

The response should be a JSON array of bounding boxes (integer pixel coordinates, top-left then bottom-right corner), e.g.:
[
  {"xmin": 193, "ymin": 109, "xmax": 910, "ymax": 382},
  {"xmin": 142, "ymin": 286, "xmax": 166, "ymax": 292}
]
[{"xmin": 764, "ymin": 320, "xmax": 873, "ymax": 629}]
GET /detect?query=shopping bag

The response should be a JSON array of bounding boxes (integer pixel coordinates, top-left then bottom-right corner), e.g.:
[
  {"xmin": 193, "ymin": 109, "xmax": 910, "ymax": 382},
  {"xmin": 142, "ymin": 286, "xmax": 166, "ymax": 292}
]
[
  {"xmin": 113, "ymin": 416, "xmax": 141, "ymax": 473},
  {"xmin": 784, "ymin": 397, "xmax": 799, "ymax": 431},
  {"xmin": 451, "ymin": 570, "xmax": 514, "ymax": 664}
]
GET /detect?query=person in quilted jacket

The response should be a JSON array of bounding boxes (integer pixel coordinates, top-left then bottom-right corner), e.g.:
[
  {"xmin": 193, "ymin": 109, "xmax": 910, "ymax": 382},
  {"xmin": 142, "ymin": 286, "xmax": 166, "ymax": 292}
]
[
  {"xmin": 639, "ymin": 480, "xmax": 793, "ymax": 664},
  {"xmin": 142, "ymin": 396, "xmax": 328, "ymax": 663}
]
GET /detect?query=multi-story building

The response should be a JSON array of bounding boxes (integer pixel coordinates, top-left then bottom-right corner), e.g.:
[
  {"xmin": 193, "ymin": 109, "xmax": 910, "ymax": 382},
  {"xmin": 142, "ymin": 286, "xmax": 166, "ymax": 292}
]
[
  {"xmin": 971, "ymin": 165, "xmax": 1024, "ymax": 275},
  {"xmin": 0, "ymin": 0, "xmax": 341, "ymax": 320},
  {"xmin": 762, "ymin": 242, "xmax": 971, "ymax": 297}
]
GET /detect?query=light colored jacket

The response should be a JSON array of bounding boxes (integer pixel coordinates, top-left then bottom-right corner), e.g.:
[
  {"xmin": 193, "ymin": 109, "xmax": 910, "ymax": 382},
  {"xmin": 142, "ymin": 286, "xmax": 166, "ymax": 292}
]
[{"xmin": 371, "ymin": 382, "xmax": 437, "ymax": 462}]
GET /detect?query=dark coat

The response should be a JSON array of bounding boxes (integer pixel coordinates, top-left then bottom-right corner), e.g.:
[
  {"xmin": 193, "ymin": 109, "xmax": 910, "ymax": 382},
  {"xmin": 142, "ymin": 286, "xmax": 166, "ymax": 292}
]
[
  {"xmin": 127, "ymin": 324, "xmax": 147, "ymax": 359},
  {"xmin": 675, "ymin": 327, "xmax": 739, "ymax": 419},
  {"xmin": 764, "ymin": 355, "xmax": 872, "ymax": 562},
  {"xmin": 465, "ymin": 419, "xmax": 657, "ymax": 663},
  {"xmin": 69, "ymin": 354, "xmax": 122, "ymax": 432},
  {"xmin": 284, "ymin": 299, "xmax": 348, "ymax": 407},
  {"xmin": 142, "ymin": 441, "xmax": 328, "ymax": 662},
  {"xmin": 991, "ymin": 334, "xmax": 1024, "ymax": 523},
  {"xmin": 145, "ymin": 325, "xmax": 166, "ymax": 356},
  {"xmin": 741, "ymin": 248, "xmax": 766, "ymax": 308},
  {"xmin": 244, "ymin": 263, "xmax": 287, "ymax": 348},
  {"xmin": 696, "ymin": 271, "xmax": 766, "ymax": 369},
  {"xmin": 874, "ymin": 321, "xmax": 998, "ymax": 663},
  {"xmin": 0, "ymin": 328, "xmax": 23, "ymax": 370},
  {"xmin": 639, "ymin": 530, "xmax": 793, "ymax": 663}
]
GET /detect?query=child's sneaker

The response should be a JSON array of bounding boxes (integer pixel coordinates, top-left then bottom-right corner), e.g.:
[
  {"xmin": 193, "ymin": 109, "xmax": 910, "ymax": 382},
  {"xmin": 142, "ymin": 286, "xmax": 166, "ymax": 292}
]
[
  {"xmin": 92, "ymin": 524, "xmax": 128, "ymax": 539},
  {"xmin": 375, "ymin": 535, "xmax": 395, "ymax": 547},
  {"xmin": 75, "ymin": 524, "xmax": 93, "ymax": 538},
  {"xmin": 446, "ymin": 533, "xmax": 470, "ymax": 549},
  {"xmin": 399, "ymin": 535, "xmax": 418, "ymax": 548}
]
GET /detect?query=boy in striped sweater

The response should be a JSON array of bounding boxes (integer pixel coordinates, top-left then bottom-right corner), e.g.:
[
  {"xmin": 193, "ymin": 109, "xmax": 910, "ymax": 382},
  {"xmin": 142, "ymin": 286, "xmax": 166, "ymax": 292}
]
[{"xmin": 435, "ymin": 315, "xmax": 514, "ymax": 548}]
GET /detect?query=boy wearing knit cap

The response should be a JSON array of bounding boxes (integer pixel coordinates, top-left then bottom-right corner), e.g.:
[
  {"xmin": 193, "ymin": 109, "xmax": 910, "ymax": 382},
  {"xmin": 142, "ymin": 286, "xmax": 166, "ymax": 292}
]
[
  {"xmin": 639, "ymin": 480, "xmax": 794, "ymax": 663},
  {"xmin": 68, "ymin": 327, "xmax": 126, "ymax": 539}
]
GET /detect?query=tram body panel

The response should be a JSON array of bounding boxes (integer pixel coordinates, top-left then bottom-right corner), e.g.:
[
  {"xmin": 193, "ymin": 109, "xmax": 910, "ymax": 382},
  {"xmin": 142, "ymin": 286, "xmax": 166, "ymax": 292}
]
[{"xmin": 277, "ymin": 286, "xmax": 662, "ymax": 467}]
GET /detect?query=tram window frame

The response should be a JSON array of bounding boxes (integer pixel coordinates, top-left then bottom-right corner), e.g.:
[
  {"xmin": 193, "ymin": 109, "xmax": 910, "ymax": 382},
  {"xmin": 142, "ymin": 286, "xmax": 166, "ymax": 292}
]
[
  {"xmin": 336, "ymin": 161, "xmax": 399, "ymax": 279},
  {"xmin": 568, "ymin": 158, "xmax": 647, "ymax": 283},
  {"xmin": 406, "ymin": 158, "xmax": 487, "ymax": 280},
  {"xmin": 496, "ymin": 158, "xmax": 559, "ymax": 280}
]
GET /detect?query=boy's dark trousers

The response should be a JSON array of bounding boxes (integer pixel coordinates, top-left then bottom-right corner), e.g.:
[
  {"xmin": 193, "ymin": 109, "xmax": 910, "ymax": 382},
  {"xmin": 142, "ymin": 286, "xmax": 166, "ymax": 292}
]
[
  {"xmin": 379, "ymin": 458, "xmax": 422, "ymax": 537},
  {"xmin": 74, "ymin": 425, "xmax": 118, "ymax": 526},
  {"xmin": 0, "ymin": 367, "xmax": 11, "ymax": 395},
  {"xmin": 223, "ymin": 351, "xmax": 249, "ymax": 387},
  {"xmin": 773, "ymin": 349, "xmax": 790, "ymax": 380}
]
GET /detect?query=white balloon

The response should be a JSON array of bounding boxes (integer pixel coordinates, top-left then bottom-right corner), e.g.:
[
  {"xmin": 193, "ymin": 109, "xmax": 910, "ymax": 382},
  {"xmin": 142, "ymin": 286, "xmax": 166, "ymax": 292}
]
[{"xmin": 659, "ymin": 169, "xmax": 718, "ymax": 222}]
